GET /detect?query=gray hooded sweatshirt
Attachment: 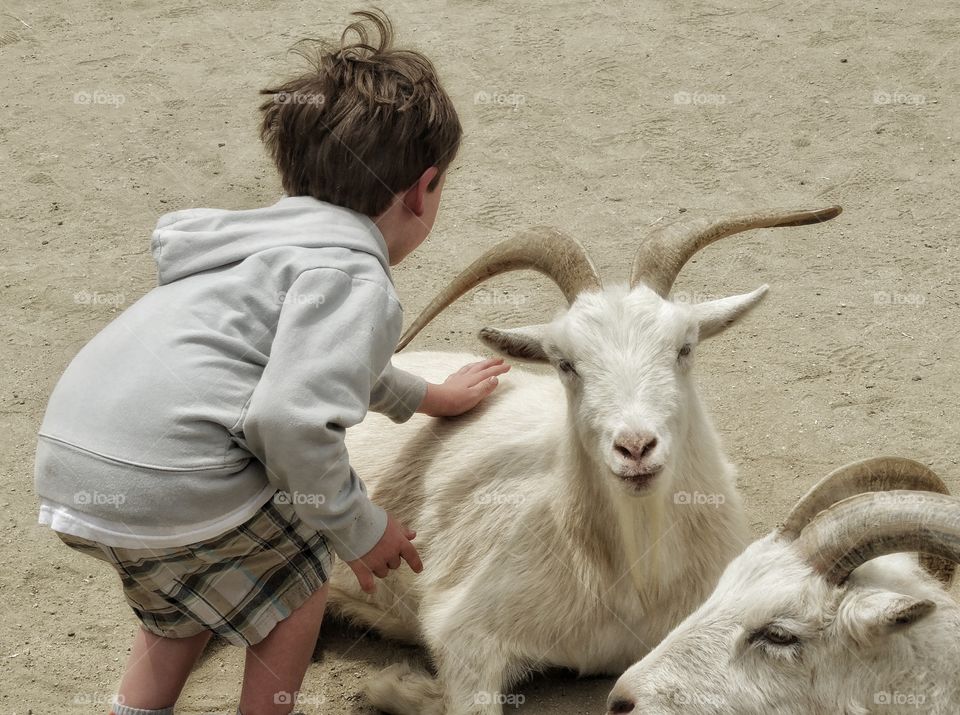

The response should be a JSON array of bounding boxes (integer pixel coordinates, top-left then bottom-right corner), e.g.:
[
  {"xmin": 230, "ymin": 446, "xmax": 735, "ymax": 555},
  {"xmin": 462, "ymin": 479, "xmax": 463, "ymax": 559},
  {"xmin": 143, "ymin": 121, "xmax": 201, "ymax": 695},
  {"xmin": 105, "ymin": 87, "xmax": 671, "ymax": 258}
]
[{"xmin": 35, "ymin": 196, "xmax": 427, "ymax": 560}]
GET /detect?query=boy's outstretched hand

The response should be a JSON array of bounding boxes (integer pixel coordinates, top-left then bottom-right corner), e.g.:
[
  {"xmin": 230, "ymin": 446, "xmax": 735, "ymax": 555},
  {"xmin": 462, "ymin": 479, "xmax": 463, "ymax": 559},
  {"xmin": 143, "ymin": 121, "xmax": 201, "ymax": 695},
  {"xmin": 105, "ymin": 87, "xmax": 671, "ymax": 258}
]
[
  {"xmin": 347, "ymin": 512, "xmax": 422, "ymax": 593},
  {"xmin": 418, "ymin": 357, "xmax": 511, "ymax": 417}
]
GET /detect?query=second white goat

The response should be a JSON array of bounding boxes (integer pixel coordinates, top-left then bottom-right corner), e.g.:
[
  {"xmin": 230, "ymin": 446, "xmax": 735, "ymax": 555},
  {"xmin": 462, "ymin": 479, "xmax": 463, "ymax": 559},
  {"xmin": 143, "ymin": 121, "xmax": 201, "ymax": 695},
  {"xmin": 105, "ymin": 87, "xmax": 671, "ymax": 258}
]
[{"xmin": 607, "ymin": 457, "xmax": 960, "ymax": 715}]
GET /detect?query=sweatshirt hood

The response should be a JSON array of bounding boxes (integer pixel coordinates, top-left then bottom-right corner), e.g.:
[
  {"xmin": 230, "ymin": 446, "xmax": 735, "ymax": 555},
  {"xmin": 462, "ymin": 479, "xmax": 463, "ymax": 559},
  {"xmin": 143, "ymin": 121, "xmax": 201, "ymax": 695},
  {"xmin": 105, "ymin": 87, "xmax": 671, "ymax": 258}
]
[{"xmin": 150, "ymin": 196, "xmax": 392, "ymax": 285}]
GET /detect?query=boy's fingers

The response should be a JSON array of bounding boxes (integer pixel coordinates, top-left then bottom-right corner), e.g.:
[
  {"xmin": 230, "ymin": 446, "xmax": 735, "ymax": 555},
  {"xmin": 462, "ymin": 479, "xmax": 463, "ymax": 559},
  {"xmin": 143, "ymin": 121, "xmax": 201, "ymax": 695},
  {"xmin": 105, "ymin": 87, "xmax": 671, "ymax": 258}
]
[
  {"xmin": 470, "ymin": 376, "xmax": 500, "ymax": 396},
  {"xmin": 401, "ymin": 540, "xmax": 424, "ymax": 573},
  {"xmin": 395, "ymin": 519, "xmax": 416, "ymax": 541},
  {"xmin": 465, "ymin": 357, "xmax": 504, "ymax": 373},
  {"xmin": 350, "ymin": 562, "xmax": 376, "ymax": 593},
  {"xmin": 471, "ymin": 363, "xmax": 510, "ymax": 385}
]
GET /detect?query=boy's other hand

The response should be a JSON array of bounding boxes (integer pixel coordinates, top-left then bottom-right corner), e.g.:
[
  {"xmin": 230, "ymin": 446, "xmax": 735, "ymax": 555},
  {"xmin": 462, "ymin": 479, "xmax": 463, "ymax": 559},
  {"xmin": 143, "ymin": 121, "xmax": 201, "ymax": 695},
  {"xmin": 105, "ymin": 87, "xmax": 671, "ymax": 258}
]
[
  {"xmin": 419, "ymin": 357, "xmax": 510, "ymax": 417},
  {"xmin": 346, "ymin": 513, "xmax": 422, "ymax": 594}
]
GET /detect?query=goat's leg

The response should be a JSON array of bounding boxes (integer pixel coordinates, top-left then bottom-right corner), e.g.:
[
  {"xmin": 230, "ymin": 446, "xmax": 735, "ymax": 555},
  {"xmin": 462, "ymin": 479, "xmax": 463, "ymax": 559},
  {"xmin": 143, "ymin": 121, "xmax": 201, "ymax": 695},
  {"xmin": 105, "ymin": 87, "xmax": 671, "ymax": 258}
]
[
  {"xmin": 432, "ymin": 634, "xmax": 526, "ymax": 715},
  {"xmin": 365, "ymin": 660, "xmax": 444, "ymax": 715}
]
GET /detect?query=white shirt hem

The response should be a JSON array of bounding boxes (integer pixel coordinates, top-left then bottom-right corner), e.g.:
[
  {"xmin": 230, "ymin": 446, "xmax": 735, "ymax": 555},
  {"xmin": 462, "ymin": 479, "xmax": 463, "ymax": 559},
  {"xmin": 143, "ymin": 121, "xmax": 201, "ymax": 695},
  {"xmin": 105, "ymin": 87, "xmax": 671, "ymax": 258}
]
[{"xmin": 38, "ymin": 485, "xmax": 278, "ymax": 549}]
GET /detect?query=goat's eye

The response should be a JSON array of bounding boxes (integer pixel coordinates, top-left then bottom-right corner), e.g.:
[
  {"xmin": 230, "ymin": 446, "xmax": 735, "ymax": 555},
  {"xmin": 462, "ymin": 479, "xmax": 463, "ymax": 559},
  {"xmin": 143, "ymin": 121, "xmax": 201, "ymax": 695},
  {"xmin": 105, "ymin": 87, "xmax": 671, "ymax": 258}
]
[
  {"xmin": 678, "ymin": 343, "xmax": 692, "ymax": 360},
  {"xmin": 751, "ymin": 625, "xmax": 800, "ymax": 648},
  {"xmin": 557, "ymin": 359, "xmax": 577, "ymax": 376}
]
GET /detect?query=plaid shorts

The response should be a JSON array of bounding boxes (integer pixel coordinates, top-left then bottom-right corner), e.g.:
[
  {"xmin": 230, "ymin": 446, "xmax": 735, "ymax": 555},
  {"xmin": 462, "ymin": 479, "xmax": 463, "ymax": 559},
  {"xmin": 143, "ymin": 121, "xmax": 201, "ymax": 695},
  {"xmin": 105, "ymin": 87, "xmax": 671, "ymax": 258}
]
[{"xmin": 56, "ymin": 497, "xmax": 333, "ymax": 647}]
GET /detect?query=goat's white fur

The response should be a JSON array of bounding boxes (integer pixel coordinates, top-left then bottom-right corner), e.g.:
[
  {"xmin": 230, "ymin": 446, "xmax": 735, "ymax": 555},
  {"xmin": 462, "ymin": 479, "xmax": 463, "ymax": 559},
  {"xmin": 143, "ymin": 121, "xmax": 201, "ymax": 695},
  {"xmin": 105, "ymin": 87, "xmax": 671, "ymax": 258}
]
[{"xmin": 326, "ymin": 282, "xmax": 768, "ymax": 715}]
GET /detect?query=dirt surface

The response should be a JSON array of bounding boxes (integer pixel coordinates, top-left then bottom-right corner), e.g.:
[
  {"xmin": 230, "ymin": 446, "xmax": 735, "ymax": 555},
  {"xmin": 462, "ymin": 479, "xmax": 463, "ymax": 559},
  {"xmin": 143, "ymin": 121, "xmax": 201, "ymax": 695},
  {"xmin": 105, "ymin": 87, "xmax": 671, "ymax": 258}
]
[{"xmin": 3, "ymin": 0, "xmax": 960, "ymax": 713}]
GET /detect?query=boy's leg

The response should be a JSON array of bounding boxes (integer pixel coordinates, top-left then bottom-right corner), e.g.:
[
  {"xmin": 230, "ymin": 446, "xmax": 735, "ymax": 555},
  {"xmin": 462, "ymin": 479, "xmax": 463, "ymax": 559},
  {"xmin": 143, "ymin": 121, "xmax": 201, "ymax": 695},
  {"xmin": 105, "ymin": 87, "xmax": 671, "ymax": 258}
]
[
  {"xmin": 114, "ymin": 626, "xmax": 212, "ymax": 711},
  {"xmin": 238, "ymin": 584, "xmax": 330, "ymax": 715}
]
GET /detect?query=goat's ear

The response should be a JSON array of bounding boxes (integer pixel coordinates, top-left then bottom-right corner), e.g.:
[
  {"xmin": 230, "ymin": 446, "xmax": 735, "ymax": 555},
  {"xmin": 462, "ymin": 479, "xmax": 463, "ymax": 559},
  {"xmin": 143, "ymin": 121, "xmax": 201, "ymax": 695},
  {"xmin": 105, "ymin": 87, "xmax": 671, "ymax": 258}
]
[
  {"xmin": 479, "ymin": 324, "xmax": 549, "ymax": 362},
  {"xmin": 842, "ymin": 590, "xmax": 936, "ymax": 646},
  {"xmin": 691, "ymin": 285, "xmax": 769, "ymax": 340}
]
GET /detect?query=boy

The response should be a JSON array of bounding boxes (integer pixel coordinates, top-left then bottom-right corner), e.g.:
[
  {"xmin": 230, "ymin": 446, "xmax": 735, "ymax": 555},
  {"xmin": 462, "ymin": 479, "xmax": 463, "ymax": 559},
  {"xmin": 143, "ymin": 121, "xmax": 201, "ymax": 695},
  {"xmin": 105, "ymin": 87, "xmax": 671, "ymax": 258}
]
[{"xmin": 34, "ymin": 10, "xmax": 509, "ymax": 715}]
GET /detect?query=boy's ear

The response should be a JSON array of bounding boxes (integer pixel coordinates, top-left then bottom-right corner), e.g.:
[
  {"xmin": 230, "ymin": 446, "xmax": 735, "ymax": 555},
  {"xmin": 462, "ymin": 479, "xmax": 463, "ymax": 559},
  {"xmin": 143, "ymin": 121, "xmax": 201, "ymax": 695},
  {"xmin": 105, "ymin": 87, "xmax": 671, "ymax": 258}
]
[
  {"xmin": 479, "ymin": 324, "xmax": 549, "ymax": 362},
  {"xmin": 691, "ymin": 285, "xmax": 769, "ymax": 340},
  {"xmin": 402, "ymin": 166, "xmax": 440, "ymax": 217},
  {"xmin": 841, "ymin": 590, "xmax": 936, "ymax": 647}
]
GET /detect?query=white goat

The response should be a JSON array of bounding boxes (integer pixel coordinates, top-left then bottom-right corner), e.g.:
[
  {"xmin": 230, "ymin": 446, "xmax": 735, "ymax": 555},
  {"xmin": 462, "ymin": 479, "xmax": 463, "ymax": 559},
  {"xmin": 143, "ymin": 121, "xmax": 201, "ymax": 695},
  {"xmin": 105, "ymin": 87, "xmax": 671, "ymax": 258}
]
[
  {"xmin": 607, "ymin": 457, "xmax": 960, "ymax": 715},
  {"xmin": 329, "ymin": 206, "xmax": 842, "ymax": 715}
]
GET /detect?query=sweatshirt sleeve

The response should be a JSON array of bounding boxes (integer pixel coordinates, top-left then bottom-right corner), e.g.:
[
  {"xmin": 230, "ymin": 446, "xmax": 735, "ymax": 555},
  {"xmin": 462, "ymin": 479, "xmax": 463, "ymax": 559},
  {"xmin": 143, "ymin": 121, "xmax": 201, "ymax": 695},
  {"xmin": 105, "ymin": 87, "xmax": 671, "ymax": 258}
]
[
  {"xmin": 242, "ymin": 268, "xmax": 398, "ymax": 561},
  {"xmin": 369, "ymin": 361, "xmax": 428, "ymax": 424}
]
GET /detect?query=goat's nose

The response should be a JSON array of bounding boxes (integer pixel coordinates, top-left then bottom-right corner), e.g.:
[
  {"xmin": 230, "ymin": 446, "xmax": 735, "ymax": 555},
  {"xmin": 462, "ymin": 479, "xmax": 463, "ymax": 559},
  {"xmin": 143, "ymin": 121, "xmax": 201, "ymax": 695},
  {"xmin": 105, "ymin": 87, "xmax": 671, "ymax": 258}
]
[
  {"xmin": 607, "ymin": 694, "xmax": 636, "ymax": 714},
  {"xmin": 614, "ymin": 432, "xmax": 658, "ymax": 463}
]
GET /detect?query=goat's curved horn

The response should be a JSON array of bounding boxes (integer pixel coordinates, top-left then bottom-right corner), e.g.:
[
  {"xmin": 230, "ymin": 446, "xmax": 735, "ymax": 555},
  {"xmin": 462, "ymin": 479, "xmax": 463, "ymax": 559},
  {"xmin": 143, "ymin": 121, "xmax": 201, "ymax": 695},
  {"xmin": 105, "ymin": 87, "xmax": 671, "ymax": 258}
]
[
  {"xmin": 780, "ymin": 457, "xmax": 955, "ymax": 586},
  {"xmin": 781, "ymin": 458, "xmax": 949, "ymax": 537},
  {"xmin": 795, "ymin": 491, "xmax": 960, "ymax": 586},
  {"xmin": 396, "ymin": 227, "xmax": 601, "ymax": 351},
  {"xmin": 630, "ymin": 206, "xmax": 842, "ymax": 296}
]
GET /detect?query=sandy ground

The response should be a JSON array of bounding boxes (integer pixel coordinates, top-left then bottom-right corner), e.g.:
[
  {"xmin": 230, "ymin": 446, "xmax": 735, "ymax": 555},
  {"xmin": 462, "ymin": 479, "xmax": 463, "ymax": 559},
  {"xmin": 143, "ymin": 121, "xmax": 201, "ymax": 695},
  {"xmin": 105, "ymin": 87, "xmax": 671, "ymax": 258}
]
[{"xmin": 3, "ymin": 0, "xmax": 960, "ymax": 712}]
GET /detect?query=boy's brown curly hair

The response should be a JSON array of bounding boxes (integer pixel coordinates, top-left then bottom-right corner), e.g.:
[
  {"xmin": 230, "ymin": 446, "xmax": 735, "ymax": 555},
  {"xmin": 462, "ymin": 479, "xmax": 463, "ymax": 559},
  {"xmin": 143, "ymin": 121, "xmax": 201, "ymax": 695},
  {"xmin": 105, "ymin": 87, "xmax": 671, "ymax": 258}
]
[{"xmin": 259, "ymin": 9, "xmax": 462, "ymax": 216}]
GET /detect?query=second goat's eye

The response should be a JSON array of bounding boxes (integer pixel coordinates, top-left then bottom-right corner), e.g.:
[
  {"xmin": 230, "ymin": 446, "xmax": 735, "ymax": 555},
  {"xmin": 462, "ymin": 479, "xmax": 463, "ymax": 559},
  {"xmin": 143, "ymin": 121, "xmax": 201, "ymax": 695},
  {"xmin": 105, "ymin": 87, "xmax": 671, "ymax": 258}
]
[
  {"xmin": 558, "ymin": 359, "xmax": 577, "ymax": 375},
  {"xmin": 750, "ymin": 624, "xmax": 801, "ymax": 650},
  {"xmin": 761, "ymin": 626, "xmax": 798, "ymax": 646},
  {"xmin": 678, "ymin": 343, "xmax": 692, "ymax": 359}
]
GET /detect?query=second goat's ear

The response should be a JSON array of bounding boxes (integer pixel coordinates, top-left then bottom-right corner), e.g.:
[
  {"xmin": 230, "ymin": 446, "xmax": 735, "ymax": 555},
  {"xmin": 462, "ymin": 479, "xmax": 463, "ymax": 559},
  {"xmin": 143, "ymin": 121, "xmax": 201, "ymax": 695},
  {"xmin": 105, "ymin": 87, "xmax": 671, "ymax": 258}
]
[
  {"xmin": 479, "ymin": 325, "xmax": 549, "ymax": 362},
  {"xmin": 693, "ymin": 285, "xmax": 769, "ymax": 340},
  {"xmin": 841, "ymin": 590, "xmax": 937, "ymax": 647}
]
